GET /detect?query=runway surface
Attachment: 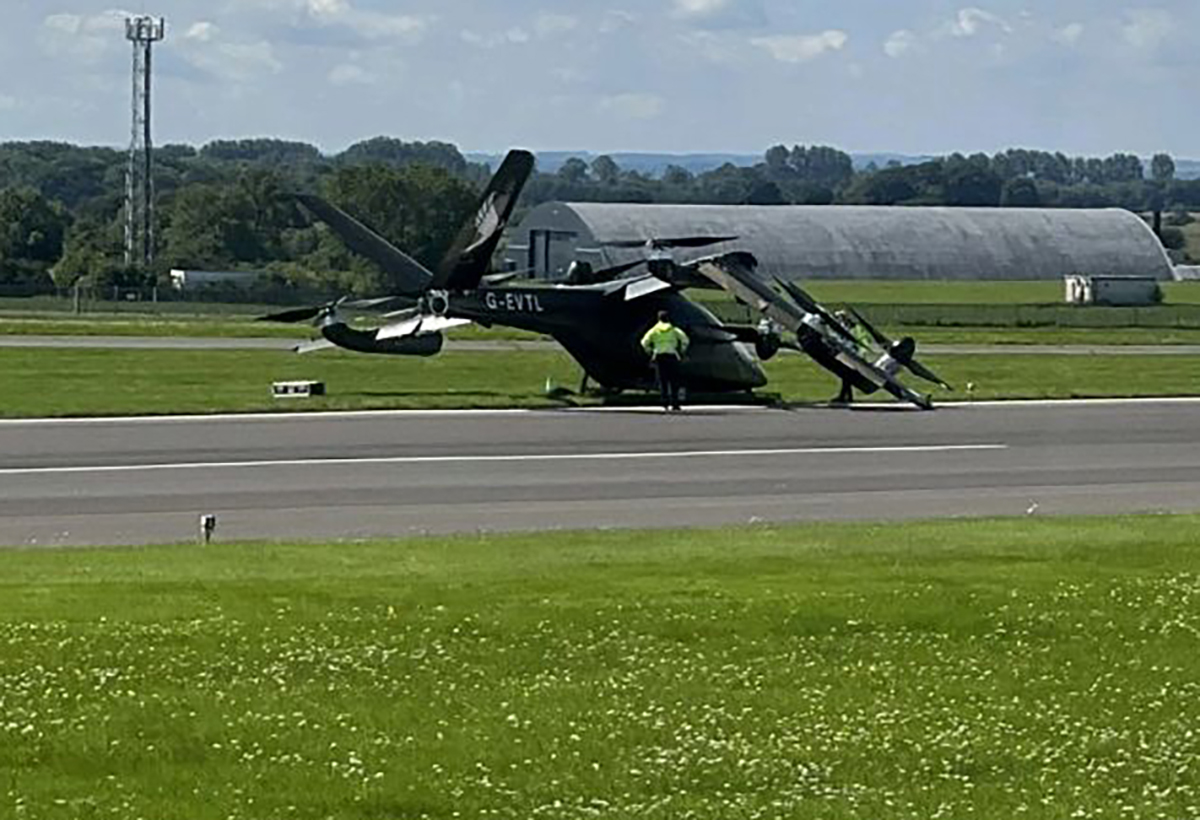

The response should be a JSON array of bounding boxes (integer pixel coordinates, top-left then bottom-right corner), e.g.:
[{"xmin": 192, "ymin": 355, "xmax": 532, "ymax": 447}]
[
  {"xmin": 3, "ymin": 399, "xmax": 1200, "ymax": 547},
  {"xmin": 5, "ymin": 335, "xmax": 1200, "ymax": 355}
]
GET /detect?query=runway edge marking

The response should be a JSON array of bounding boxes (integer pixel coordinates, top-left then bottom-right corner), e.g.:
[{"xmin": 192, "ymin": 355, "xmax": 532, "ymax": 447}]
[
  {"xmin": 0, "ymin": 444, "xmax": 1008, "ymax": 476},
  {"xmin": 3, "ymin": 396, "xmax": 1199, "ymax": 426}
]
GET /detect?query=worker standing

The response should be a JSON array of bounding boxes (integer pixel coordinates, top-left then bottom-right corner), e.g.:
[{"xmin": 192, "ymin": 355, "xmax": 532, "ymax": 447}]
[{"xmin": 641, "ymin": 310, "xmax": 690, "ymax": 411}]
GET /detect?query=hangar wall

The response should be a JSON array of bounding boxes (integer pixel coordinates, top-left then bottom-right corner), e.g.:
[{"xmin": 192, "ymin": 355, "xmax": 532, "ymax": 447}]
[{"xmin": 505, "ymin": 203, "xmax": 1175, "ymax": 282}]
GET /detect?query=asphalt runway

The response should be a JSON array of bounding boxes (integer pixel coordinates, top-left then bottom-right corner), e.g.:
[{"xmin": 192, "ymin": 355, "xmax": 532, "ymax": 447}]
[{"xmin": 3, "ymin": 399, "xmax": 1200, "ymax": 547}]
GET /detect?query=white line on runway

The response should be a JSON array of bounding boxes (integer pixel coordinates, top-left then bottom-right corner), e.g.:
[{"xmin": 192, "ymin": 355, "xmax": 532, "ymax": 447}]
[
  {"xmin": 3, "ymin": 396, "xmax": 1200, "ymax": 426},
  {"xmin": 0, "ymin": 444, "xmax": 1006, "ymax": 476}
]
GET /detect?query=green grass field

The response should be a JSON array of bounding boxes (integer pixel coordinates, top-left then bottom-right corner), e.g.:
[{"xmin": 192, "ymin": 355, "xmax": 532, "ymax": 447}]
[
  {"xmin": 2, "ymin": 516, "xmax": 1199, "ymax": 819},
  {"xmin": 7, "ymin": 280, "xmax": 1200, "ymax": 343},
  {"xmin": 2, "ymin": 347, "xmax": 1200, "ymax": 417}
]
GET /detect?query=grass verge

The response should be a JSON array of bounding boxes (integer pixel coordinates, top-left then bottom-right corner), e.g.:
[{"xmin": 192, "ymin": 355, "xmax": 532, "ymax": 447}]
[
  {"xmin": 4, "ymin": 347, "xmax": 1200, "ymax": 417},
  {"xmin": 0, "ymin": 316, "xmax": 545, "ymax": 343},
  {"xmin": 2, "ymin": 516, "xmax": 1199, "ymax": 819}
]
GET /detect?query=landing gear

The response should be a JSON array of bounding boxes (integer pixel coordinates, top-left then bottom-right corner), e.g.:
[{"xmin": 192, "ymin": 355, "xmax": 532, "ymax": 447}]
[{"xmin": 831, "ymin": 379, "xmax": 854, "ymax": 406}]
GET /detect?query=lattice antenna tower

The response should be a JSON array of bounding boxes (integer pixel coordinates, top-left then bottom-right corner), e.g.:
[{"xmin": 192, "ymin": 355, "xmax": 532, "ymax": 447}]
[{"xmin": 124, "ymin": 15, "xmax": 166, "ymax": 270}]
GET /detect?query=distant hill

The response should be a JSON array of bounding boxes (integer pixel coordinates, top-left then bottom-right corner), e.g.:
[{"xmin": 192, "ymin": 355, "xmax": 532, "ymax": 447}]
[
  {"xmin": 468, "ymin": 150, "xmax": 1199, "ymax": 180},
  {"xmin": 1175, "ymin": 159, "xmax": 1200, "ymax": 181},
  {"xmin": 467, "ymin": 151, "xmax": 763, "ymax": 176}
]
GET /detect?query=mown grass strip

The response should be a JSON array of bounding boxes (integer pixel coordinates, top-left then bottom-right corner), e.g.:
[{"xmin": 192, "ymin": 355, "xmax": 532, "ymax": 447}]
[
  {"xmin": 4, "ymin": 347, "xmax": 1200, "ymax": 418},
  {"xmin": 2, "ymin": 515, "xmax": 1199, "ymax": 819}
]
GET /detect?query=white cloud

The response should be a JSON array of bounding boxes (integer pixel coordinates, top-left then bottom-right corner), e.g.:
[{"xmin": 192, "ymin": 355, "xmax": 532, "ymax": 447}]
[
  {"xmin": 534, "ymin": 14, "xmax": 578, "ymax": 38},
  {"xmin": 943, "ymin": 8, "xmax": 1011, "ymax": 38},
  {"xmin": 43, "ymin": 13, "xmax": 84, "ymax": 35},
  {"xmin": 600, "ymin": 10, "xmax": 637, "ymax": 34},
  {"xmin": 39, "ymin": 9, "xmax": 134, "ymax": 63},
  {"xmin": 460, "ymin": 27, "xmax": 530, "ymax": 48},
  {"xmin": 677, "ymin": 30, "xmax": 743, "ymax": 64},
  {"xmin": 671, "ymin": 0, "xmax": 764, "ymax": 29},
  {"xmin": 0, "ymin": 94, "xmax": 17, "ymax": 111},
  {"xmin": 306, "ymin": 0, "xmax": 350, "ymax": 19},
  {"xmin": 185, "ymin": 22, "xmax": 219, "ymax": 43},
  {"xmin": 1123, "ymin": 9, "xmax": 1172, "ymax": 50},
  {"xmin": 598, "ymin": 92, "xmax": 664, "ymax": 120},
  {"xmin": 883, "ymin": 29, "xmax": 918, "ymax": 58},
  {"xmin": 752, "ymin": 31, "xmax": 848, "ymax": 64},
  {"xmin": 673, "ymin": 0, "xmax": 730, "ymax": 18},
  {"xmin": 1053, "ymin": 22, "xmax": 1084, "ymax": 46},
  {"xmin": 179, "ymin": 38, "xmax": 283, "ymax": 82},
  {"xmin": 258, "ymin": 0, "xmax": 430, "ymax": 43},
  {"xmin": 328, "ymin": 63, "xmax": 375, "ymax": 85}
]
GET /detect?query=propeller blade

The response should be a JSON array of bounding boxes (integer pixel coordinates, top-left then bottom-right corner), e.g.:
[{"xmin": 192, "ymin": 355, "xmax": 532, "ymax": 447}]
[
  {"xmin": 341, "ymin": 296, "xmax": 414, "ymax": 311},
  {"xmin": 773, "ymin": 277, "xmax": 858, "ymax": 347},
  {"xmin": 482, "ymin": 268, "xmax": 535, "ymax": 286},
  {"xmin": 775, "ymin": 278, "xmax": 821, "ymax": 314},
  {"xmin": 381, "ymin": 306, "xmax": 421, "ymax": 321},
  {"xmin": 904, "ymin": 358, "xmax": 952, "ymax": 390},
  {"xmin": 257, "ymin": 306, "xmax": 324, "ymax": 323},
  {"xmin": 293, "ymin": 338, "xmax": 337, "ymax": 355},
  {"xmin": 600, "ymin": 235, "xmax": 738, "ymax": 250},
  {"xmin": 846, "ymin": 307, "xmax": 892, "ymax": 348},
  {"xmin": 589, "ymin": 259, "xmax": 645, "ymax": 282},
  {"xmin": 293, "ymin": 194, "xmax": 433, "ymax": 296},
  {"xmin": 656, "ymin": 235, "xmax": 739, "ymax": 249}
]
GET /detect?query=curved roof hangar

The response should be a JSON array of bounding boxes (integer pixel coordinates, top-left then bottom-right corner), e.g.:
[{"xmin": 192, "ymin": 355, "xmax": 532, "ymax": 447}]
[{"xmin": 506, "ymin": 203, "xmax": 1174, "ymax": 282}]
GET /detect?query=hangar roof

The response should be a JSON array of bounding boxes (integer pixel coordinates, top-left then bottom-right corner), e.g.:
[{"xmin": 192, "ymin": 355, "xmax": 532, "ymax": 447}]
[{"xmin": 511, "ymin": 203, "xmax": 1174, "ymax": 281}]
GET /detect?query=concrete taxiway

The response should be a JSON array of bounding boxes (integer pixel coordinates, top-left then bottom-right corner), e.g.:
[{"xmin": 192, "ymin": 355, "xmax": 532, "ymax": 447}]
[
  {"xmin": 2, "ymin": 399, "xmax": 1199, "ymax": 547},
  {"xmin": 5, "ymin": 335, "xmax": 1200, "ymax": 355}
]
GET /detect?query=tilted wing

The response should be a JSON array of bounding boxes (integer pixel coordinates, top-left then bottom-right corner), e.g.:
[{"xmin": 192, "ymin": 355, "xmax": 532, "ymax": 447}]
[
  {"xmin": 293, "ymin": 194, "xmax": 433, "ymax": 297},
  {"xmin": 690, "ymin": 252, "xmax": 809, "ymax": 331},
  {"xmin": 689, "ymin": 255, "xmax": 937, "ymax": 408},
  {"xmin": 433, "ymin": 149, "xmax": 535, "ymax": 292},
  {"xmin": 846, "ymin": 307, "xmax": 951, "ymax": 390}
]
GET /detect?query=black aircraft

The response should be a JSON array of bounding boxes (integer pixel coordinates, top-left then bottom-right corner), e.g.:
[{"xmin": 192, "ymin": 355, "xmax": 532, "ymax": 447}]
[{"xmin": 262, "ymin": 149, "xmax": 949, "ymax": 408}]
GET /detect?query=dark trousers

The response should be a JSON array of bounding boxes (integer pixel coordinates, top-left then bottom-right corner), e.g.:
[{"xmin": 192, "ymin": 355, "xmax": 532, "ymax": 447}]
[{"xmin": 653, "ymin": 354, "xmax": 682, "ymax": 409}]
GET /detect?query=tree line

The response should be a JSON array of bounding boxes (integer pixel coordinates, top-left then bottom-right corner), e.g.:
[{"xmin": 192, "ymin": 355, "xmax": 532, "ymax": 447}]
[{"xmin": 1, "ymin": 138, "xmax": 1196, "ymax": 300}]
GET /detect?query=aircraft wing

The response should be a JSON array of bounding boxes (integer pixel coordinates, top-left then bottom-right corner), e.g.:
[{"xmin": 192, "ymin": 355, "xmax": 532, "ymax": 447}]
[
  {"xmin": 690, "ymin": 252, "xmax": 810, "ymax": 331},
  {"xmin": 691, "ymin": 252, "xmax": 936, "ymax": 409},
  {"xmin": 621, "ymin": 275, "xmax": 674, "ymax": 301},
  {"xmin": 376, "ymin": 314, "xmax": 471, "ymax": 341}
]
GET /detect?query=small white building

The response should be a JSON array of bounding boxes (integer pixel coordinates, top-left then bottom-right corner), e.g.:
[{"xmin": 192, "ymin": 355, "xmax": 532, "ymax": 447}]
[
  {"xmin": 1064, "ymin": 275, "xmax": 1161, "ymax": 306},
  {"xmin": 169, "ymin": 270, "xmax": 262, "ymax": 290}
]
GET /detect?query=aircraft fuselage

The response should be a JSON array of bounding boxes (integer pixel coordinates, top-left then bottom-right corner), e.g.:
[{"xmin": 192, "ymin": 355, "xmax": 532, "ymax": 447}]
[{"xmin": 439, "ymin": 285, "xmax": 767, "ymax": 393}]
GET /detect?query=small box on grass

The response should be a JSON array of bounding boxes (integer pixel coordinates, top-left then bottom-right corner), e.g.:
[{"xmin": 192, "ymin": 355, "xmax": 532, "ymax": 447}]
[{"xmin": 272, "ymin": 380, "xmax": 326, "ymax": 398}]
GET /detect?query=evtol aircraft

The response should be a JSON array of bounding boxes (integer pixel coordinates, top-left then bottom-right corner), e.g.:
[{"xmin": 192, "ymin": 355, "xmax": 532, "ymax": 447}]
[{"xmin": 261, "ymin": 149, "xmax": 951, "ymax": 409}]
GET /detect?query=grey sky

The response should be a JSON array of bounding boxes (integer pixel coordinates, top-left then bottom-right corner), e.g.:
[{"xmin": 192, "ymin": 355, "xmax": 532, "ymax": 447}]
[{"xmin": 2, "ymin": 0, "xmax": 1195, "ymax": 157}]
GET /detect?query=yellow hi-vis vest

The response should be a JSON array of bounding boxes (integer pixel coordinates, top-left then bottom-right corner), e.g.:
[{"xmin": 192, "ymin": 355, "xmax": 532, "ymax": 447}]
[{"xmin": 641, "ymin": 321, "xmax": 689, "ymax": 358}]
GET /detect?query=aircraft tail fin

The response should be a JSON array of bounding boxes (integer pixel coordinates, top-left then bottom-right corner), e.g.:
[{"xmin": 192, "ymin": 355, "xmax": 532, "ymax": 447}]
[{"xmin": 433, "ymin": 149, "xmax": 535, "ymax": 291}]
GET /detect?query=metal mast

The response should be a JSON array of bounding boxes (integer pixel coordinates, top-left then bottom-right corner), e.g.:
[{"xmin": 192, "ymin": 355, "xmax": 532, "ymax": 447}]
[{"xmin": 124, "ymin": 15, "xmax": 165, "ymax": 271}]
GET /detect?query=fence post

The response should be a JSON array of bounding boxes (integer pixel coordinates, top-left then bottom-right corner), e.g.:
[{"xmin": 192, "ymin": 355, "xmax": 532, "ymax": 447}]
[{"xmin": 73, "ymin": 283, "xmax": 81, "ymax": 315}]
